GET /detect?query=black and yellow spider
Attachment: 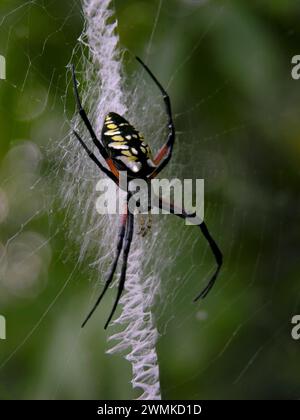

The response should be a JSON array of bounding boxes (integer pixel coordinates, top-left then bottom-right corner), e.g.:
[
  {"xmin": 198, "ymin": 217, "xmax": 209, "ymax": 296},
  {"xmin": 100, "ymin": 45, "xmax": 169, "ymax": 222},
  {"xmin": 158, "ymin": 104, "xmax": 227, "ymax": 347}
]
[{"xmin": 71, "ymin": 57, "xmax": 222, "ymax": 329}]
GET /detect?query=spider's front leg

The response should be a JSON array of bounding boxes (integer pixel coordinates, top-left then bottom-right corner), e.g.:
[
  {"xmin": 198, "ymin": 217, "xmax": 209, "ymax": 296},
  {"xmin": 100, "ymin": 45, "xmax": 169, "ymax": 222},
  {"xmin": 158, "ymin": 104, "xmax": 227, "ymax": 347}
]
[
  {"xmin": 154, "ymin": 195, "xmax": 223, "ymax": 300},
  {"xmin": 104, "ymin": 209, "xmax": 134, "ymax": 329},
  {"xmin": 81, "ymin": 211, "xmax": 128, "ymax": 328}
]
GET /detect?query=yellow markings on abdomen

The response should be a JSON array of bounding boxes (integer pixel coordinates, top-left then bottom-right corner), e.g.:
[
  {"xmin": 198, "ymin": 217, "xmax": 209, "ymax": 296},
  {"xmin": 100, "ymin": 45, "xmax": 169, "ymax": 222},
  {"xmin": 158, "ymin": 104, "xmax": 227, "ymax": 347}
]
[
  {"xmin": 121, "ymin": 150, "xmax": 132, "ymax": 157},
  {"xmin": 112, "ymin": 135, "xmax": 124, "ymax": 141},
  {"xmin": 121, "ymin": 150, "xmax": 138, "ymax": 161}
]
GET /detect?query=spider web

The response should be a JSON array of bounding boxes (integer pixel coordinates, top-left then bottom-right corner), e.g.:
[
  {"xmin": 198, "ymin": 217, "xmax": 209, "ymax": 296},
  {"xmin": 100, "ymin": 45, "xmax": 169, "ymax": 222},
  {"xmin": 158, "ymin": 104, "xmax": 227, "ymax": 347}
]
[{"xmin": 0, "ymin": 0, "xmax": 299, "ymax": 400}]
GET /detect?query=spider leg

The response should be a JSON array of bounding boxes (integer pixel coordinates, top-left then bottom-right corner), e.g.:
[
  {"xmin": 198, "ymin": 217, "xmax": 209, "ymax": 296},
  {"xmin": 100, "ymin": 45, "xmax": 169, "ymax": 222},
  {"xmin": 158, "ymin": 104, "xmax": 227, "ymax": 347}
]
[
  {"xmin": 194, "ymin": 221, "xmax": 222, "ymax": 300},
  {"xmin": 136, "ymin": 57, "xmax": 175, "ymax": 177},
  {"xmin": 73, "ymin": 130, "xmax": 118, "ymax": 185},
  {"xmin": 104, "ymin": 209, "xmax": 134, "ymax": 329},
  {"xmin": 154, "ymin": 195, "xmax": 223, "ymax": 300},
  {"xmin": 71, "ymin": 65, "xmax": 120, "ymax": 180},
  {"xmin": 81, "ymin": 212, "xmax": 128, "ymax": 328},
  {"xmin": 71, "ymin": 64, "xmax": 107, "ymax": 158}
]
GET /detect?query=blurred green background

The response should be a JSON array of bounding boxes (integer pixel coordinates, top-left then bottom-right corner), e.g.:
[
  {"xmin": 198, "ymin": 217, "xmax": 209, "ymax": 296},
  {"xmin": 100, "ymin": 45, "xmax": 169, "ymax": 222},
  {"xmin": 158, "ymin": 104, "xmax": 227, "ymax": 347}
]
[{"xmin": 0, "ymin": 0, "xmax": 300, "ymax": 400}]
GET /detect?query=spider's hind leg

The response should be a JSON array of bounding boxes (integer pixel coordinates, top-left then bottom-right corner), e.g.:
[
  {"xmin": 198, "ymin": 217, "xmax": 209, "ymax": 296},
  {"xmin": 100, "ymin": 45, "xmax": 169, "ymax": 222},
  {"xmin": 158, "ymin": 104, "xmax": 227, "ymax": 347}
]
[{"xmin": 71, "ymin": 65, "xmax": 106, "ymax": 155}]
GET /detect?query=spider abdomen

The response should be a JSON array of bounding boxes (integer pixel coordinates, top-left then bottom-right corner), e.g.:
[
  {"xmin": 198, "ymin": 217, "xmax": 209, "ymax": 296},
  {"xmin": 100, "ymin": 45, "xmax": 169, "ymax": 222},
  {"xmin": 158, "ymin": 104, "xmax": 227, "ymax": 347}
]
[{"xmin": 101, "ymin": 112, "xmax": 156, "ymax": 177}]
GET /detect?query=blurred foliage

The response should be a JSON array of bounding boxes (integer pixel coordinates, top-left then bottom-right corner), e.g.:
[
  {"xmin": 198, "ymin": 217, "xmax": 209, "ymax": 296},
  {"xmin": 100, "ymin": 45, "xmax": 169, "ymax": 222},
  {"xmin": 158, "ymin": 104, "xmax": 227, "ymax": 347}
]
[{"xmin": 0, "ymin": 0, "xmax": 300, "ymax": 400}]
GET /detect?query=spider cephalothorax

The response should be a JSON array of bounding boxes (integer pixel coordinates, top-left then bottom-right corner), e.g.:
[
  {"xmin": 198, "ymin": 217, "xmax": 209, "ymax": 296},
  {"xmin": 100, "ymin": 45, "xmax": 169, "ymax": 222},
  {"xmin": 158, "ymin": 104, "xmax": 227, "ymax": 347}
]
[
  {"xmin": 71, "ymin": 57, "xmax": 223, "ymax": 329},
  {"xmin": 101, "ymin": 112, "xmax": 156, "ymax": 178}
]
